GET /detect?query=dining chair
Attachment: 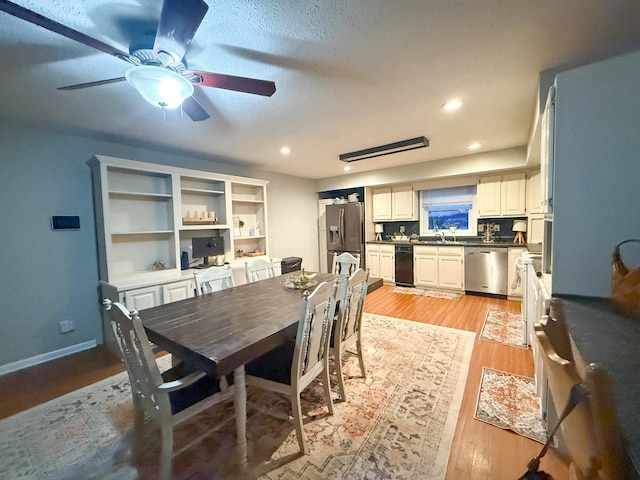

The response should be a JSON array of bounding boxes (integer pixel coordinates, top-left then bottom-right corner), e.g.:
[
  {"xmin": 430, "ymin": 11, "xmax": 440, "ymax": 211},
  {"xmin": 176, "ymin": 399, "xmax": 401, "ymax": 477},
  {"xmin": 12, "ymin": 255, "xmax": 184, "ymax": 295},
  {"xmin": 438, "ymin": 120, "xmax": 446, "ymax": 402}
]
[
  {"xmin": 331, "ymin": 267, "xmax": 368, "ymax": 402},
  {"xmin": 193, "ymin": 264, "xmax": 235, "ymax": 295},
  {"xmin": 534, "ymin": 325, "xmax": 626, "ymax": 480},
  {"xmin": 331, "ymin": 251, "xmax": 360, "ymax": 276},
  {"xmin": 245, "ymin": 257, "xmax": 276, "ymax": 283},
  {"xmin": 245, "ymin": 280, "xmax": 339, "ymax": 454},
  {"xmin": 104, "ymin": 300, "xmax": 234, "ymax": 480}
]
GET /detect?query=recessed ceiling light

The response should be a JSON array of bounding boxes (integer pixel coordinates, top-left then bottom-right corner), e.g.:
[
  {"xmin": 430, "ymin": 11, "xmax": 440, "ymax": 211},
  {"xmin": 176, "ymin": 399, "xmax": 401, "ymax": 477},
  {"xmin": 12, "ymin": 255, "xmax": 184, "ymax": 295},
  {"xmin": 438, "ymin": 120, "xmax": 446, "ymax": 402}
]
[
  {"xmin": 467, "ymin": 142, "xmax": 482, "ymax": 150},
  {"xmin": 442, "ymin": 100, "xmax": 462, "ymax": 112},
  {"xmin": 280, "ymin": 146, "xmax": 291, "ymax": 155},
  {"xmin": 343, "ymin": 165, "xmax": 352, "ymax": 172}
]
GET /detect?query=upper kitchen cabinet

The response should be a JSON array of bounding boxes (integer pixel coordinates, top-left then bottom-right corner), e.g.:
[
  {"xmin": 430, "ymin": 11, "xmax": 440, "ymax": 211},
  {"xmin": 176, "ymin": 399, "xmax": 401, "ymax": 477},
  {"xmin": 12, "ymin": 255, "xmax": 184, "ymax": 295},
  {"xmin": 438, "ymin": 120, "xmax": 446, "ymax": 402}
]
[
  {"xmin": 527, "ymin": 170, "xmax": 543, "ymax": 214},
  {"xmin": 477, "ymin": 173, "xmax": 526, "ymax": 216},
  {"xmin": 372, "ymin": 185, "xmax": 418, "ymax": 221}
]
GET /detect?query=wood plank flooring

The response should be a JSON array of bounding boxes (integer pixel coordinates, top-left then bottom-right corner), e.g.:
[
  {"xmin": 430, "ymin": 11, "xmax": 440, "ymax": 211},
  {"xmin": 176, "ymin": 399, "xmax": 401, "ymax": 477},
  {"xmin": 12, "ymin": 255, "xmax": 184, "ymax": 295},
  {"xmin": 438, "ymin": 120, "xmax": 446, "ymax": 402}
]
[{"xmin": 0, "ymin": 285, "xmax": 569, "ymax": 479}]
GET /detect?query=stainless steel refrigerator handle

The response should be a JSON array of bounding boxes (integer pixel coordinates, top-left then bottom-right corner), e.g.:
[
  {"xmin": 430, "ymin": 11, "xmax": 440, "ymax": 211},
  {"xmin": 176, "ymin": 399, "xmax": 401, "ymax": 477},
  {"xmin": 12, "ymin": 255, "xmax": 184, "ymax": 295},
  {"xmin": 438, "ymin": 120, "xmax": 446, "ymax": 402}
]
[{"xmin": 339, "ymin": 206, "xmax": 345, "ymax": 249}]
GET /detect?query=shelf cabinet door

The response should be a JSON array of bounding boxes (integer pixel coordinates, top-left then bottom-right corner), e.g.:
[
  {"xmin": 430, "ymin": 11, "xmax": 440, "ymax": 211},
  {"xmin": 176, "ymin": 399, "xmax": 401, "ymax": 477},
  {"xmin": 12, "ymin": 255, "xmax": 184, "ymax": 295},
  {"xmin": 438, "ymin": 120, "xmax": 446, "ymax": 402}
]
[
  {"xmin": 372, "ymin": 188, "xmax": 392, "ymax": 221},
  {"xmin": 121, "ymin": 286, "xmax": 162, "ymax": 311},
  {"xmin": 162, "ymin": 279, "xmax": 195, "ymax": 304}
]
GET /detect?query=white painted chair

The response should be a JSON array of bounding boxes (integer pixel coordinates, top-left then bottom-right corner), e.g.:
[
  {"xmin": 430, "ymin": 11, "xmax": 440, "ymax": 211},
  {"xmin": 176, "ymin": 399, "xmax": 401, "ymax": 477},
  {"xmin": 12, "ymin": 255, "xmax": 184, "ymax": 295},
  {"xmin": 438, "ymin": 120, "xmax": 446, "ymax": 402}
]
[
  {"xmin": 244, "ymin": 258, "xmax": 276, "ymax": 283},
  {"xmin": 103, "ymin": 300, "xmax": 233, "ymax": 480},
  {"xmin": 331, "ymin": 268, "xmax": 368, "ymax": 401},
  {"xmin": 331, "ymin": 252, "xmax": 361, "ymax": 276},
  {"xmin": 534, "ymin": 324, "xmax": 625, "ymax": 480},
  {"xmin": 194, "ymin": 265, "xmax": 235, "ymax": 295},
  {"xmin": 245, "ymin": 280, "xmax": 339, "ymax": 454}
]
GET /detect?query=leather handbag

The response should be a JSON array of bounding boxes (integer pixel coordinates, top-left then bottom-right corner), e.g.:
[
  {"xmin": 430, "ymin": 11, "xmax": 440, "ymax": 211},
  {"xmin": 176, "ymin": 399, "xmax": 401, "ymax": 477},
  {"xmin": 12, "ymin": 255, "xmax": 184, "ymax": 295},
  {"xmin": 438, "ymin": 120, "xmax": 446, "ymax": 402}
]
[{"xmin": 611, "ymin": 239, "xmax": 640, "ymax": 317}]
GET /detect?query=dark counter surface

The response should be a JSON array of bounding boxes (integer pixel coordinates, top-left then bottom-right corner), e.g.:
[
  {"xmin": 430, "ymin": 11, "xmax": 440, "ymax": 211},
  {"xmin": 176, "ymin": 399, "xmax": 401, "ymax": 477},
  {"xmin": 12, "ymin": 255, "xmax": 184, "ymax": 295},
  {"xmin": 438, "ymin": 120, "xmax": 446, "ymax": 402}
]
[
  {"xmin": 367, "ymin": 239, "xmax": 540, "ymax": 248},
  {"xmin": 553, "ymin": 295, "xmax": 640, "ymax": 478}
]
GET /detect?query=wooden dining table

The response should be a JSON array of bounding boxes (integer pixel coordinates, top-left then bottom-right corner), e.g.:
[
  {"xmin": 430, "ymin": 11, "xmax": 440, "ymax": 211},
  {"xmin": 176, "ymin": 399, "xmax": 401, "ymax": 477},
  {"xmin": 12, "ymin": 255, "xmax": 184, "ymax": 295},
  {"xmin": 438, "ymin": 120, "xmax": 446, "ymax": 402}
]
[{"xmin": 138, "ymin": 271, "xmax": 357, "ymax": 469}]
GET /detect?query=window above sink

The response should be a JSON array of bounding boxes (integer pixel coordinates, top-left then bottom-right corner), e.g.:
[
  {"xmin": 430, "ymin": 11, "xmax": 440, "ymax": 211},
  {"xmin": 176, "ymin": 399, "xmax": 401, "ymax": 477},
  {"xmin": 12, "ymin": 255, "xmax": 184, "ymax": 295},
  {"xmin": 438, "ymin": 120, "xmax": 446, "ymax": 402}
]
[{"xmin": 420, "ymin": 186, "xmax": 478, "ymax": 238}]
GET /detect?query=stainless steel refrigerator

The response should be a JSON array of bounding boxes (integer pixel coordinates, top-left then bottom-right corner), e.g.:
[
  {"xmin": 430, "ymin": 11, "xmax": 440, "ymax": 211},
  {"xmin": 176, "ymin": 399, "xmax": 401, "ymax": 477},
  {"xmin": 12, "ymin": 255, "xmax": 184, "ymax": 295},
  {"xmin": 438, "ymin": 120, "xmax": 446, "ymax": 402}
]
[{"xmin": 326, "ymin": 202, "xmax": 365, "ymax": 272}]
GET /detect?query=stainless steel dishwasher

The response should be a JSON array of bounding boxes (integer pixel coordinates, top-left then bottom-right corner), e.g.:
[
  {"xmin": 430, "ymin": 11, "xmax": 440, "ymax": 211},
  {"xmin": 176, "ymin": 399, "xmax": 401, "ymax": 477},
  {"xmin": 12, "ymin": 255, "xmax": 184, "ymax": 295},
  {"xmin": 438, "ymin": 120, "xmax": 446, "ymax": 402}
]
[
  {"xmin": 394, "ymin": 244, "xmax": 414, "ymax": 287},
  {"xmin": 464, "ymin": 246, "xmax": 508, "ymax": 296}
]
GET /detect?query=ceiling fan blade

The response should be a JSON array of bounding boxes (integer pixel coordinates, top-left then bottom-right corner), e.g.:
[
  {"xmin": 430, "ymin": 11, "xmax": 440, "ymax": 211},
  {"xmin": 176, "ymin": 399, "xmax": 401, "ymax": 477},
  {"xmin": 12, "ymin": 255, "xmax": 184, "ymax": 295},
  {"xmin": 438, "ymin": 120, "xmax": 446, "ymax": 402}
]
[
  {"xmin": 154, "ymin": 0, "xmax": 208, "ymax": 62},
  {"xmin": 0, "ymin": 0, "xmax": 133, "ymax": 62},
  {"xmin": 185, "ymin": 70, "xmax": 276, "ymax": 97},
  {"xmin": 181, "ymin": 96, "xmax": 210, "ymax": 122},
  {"xmin": 57, "ymin": 77, "xmax": 127, "ymax": 91}
]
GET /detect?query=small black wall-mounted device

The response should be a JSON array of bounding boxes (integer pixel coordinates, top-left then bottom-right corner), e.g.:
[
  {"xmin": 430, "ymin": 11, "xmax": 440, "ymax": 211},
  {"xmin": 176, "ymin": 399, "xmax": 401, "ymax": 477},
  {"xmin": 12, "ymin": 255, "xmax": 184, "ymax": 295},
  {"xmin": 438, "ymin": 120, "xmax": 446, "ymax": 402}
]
[{"xmin": 51, "ymin": 215, "xmax": 80, "ymax": 230}]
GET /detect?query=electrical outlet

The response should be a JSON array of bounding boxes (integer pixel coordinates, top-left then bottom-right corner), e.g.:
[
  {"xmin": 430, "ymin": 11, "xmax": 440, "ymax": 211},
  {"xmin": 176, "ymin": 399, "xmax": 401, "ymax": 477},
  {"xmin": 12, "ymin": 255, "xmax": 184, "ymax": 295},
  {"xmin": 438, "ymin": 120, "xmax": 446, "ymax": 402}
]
[
  {"xmin": 494, "ymin": 224, "xmax": 500, "ymax": 232},
  {"xmin": 399, "ymin": 225, "xmax": 405, "ymax": 233},
  {"xmin": 59, "ymin": 319, "xmax": 75, "ymax": 333}
]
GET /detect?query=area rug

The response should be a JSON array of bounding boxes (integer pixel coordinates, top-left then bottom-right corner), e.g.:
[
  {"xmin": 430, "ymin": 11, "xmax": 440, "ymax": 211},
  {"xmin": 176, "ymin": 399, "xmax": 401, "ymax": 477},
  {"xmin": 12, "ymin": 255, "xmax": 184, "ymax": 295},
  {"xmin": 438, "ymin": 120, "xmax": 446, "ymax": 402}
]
[
  {"xmin": 390, "ymin": 286, "xmax": 461, "ymax": 300},
  {"xmin": 474, "ymin": 367, "xmax": 546, "ymax": 444},
  {"xmin": 479, "ymin": 309, "xmax": 527, "ymax": 348},
  {"xmin": 0, "ymin": 314, "xmax": 475, "ymax": 480}
]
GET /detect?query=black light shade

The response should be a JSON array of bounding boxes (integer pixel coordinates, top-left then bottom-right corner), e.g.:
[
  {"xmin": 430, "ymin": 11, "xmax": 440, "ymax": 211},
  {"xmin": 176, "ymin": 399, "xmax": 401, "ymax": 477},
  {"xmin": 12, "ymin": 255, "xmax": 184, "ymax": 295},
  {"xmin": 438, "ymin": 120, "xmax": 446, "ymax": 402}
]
[{"xmin": 339, "ymin": 136, "xmax": 429, "ymax": 162}]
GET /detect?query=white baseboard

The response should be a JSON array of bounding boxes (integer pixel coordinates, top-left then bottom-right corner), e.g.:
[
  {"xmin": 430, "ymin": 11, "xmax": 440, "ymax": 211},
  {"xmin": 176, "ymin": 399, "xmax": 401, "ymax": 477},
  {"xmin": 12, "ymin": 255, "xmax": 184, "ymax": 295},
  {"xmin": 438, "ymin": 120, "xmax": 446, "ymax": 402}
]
[{"xmin": 0, "ymin": 340, "xmax": 98, "ymax": 376}]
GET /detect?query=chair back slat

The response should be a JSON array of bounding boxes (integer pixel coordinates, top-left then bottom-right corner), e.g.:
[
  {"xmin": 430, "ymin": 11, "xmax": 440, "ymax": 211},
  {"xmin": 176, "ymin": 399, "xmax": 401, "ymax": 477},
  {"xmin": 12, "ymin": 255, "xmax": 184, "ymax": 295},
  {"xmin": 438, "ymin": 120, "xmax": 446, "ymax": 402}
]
[
  {"xmin": 194, "ymin": 265, "xmax": 235, "ymax": 295},
  {"xmin": 293, "ymin": 281, "xmax": 337, "ymax": 379},
  {"xmin": 331, "ymin": 252, "xmax": 360, "ymax": 276},
  {"xmin": 245, "ymin": 258, "xmax": 276, "ymax": 283},
  {"xmin": 107, "ymin": 302, "xmax": 169, "ymax": 420},
  {"xmin": 338, "ymin": 268, "xmax": 368, "ymax": 343}
]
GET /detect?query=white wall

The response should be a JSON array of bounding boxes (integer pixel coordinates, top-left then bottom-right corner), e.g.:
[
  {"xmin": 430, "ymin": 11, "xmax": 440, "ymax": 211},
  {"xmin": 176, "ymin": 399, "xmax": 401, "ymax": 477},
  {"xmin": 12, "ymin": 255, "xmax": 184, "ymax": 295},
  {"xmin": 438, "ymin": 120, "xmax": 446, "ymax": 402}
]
[
  {"xmin": 314, "ymin": 146, "xmax": 527, "ymax": 191},
  {"xmin": 0, "ymin": 123, "xmax": 318, "ymax": 368},
  {"xmin": 552, "ymin": 49, "xmax": 640, "ymax": 296}
]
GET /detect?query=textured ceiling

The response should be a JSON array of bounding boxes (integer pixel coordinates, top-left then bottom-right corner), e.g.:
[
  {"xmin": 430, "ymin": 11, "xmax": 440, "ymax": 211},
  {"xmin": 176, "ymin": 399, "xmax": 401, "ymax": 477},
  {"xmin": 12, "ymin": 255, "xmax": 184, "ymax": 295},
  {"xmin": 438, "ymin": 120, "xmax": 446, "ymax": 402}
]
[{"xmin": 2, "ymin": 0, "xmax": 640, "ymax": 179}]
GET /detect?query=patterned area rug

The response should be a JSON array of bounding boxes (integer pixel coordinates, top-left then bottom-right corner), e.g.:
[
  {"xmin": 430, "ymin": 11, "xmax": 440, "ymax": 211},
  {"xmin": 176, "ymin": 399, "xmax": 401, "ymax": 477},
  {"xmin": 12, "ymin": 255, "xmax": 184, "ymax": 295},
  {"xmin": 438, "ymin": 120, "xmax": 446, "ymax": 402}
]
[
  {"xmin": 479, "ymin": 309, "xmax": 527, "ymax": 348},
  {"xmin": 474, "ymin": 367, "xmax": 546, "ymax": 444},
  {"xmin": 0, "ymin": 313, "xmax": 475, "ymax": 480},
  {"xmin": 390, "ymin": 286, "xmax": 461, "ymax": 300}
]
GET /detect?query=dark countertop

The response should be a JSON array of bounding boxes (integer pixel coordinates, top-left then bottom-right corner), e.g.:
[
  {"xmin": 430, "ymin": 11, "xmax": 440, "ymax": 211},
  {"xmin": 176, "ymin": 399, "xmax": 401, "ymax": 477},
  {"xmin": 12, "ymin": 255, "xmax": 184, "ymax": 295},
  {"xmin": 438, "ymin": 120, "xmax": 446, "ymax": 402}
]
[
  {"xmin": 552, "ymin": 295, "xmax": 640, "ymax": 478},
  {"xmin": 367, "ymin": 239, "xmax": 540, "ymax": 248}
]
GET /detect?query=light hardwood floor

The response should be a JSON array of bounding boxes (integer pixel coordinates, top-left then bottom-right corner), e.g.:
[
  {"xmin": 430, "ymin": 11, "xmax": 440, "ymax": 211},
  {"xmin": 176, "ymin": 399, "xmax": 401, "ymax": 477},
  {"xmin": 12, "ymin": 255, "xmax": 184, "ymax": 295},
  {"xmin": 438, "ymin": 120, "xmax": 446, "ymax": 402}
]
[{"xmin": 0, "ymin": 285, "xmax": 569, "ymax": 479}]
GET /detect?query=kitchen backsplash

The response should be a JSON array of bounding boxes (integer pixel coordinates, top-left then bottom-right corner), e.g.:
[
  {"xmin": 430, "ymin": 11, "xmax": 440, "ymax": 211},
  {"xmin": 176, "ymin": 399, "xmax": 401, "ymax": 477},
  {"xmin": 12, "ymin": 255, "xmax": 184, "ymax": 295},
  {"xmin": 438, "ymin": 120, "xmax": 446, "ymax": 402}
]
[
  {"xmin": 374, "ymin": 218, "xmax": 527, "ymax": 242},
  {"xmin": 379, "ymin": 221, "xmax": 420, "ymax": 238},
  {"xmin": 477, "ymin": 217, "xmax": 527, "ymax": 241}
]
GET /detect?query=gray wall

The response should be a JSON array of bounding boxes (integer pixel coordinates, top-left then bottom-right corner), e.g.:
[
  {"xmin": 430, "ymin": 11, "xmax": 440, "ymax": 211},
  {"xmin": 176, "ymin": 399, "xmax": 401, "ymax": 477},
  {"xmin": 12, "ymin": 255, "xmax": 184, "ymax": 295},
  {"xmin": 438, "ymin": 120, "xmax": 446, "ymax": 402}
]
[
  {"xmin": 552, "ymin": 49, "xmax": 640, "ymax": 296},
  {"xmin": 0, "ymin": 123, "xmax": 318, "ymax": 367}
]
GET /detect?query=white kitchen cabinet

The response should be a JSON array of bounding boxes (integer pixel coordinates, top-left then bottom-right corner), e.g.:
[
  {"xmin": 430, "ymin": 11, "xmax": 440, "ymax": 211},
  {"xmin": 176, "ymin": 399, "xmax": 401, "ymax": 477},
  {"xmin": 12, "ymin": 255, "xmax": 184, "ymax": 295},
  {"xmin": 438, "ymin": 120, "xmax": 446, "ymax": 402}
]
[
  {"xmin": 478, "ymin": 173, "xmax": 526, "ymax": 216},
  {"xmin": 528, "ymin": 215, "xmax": 544, "ymax": 244},
  {"xmin": 414, "ymin": 246, "xmax": 438, "ymax": 288},
  {"xmin": 366, "ymin": 243, "xmax": 394, "ymax": 283},
  {"xmin": 527, "ymin": 170, "xmax": 543, "ymax": 214},
  {"xmin": 437, "ymin": 247, "xmax": 465, "ymax": 290},
  {"xmin": 477, "ymin": 175, "xmax": 502, "ymax": 216},
  {"xmin": 372, "ymin": 188, "xmax": 392, "ymax": 221},
  {"xmin": 414, "ymin": 245, "xmax": 464, "ymax": 291},
  {"xmin": 507, "ymin": 247, "xmax": 526, "ymax": 297},
  {"xmin": 501, "ymin": 173, "xmax": 527, "ymax": 216},
  {"xmin": 391, "ymin": 185, "xmax": 418, "ymax": 220},
  {"xmin": 372, "ymin": 185, "xmax": 418, "ymax": 221}
]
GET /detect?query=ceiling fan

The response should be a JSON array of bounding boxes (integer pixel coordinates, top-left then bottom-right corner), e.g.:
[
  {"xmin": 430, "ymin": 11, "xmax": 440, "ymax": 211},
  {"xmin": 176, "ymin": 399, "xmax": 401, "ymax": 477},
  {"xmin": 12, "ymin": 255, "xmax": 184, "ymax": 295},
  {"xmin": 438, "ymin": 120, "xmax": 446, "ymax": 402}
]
[{"xmin": 0, "ymin": 0, "xmax": 277, "ymax": 121}]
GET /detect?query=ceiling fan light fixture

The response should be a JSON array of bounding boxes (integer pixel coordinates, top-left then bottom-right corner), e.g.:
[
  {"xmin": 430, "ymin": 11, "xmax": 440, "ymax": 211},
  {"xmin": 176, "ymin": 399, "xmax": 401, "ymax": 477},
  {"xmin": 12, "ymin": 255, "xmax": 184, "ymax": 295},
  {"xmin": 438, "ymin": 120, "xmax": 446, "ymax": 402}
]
[{"xmin": 125, "ymin": 66, "xmax": 194, "ymax": 109}]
